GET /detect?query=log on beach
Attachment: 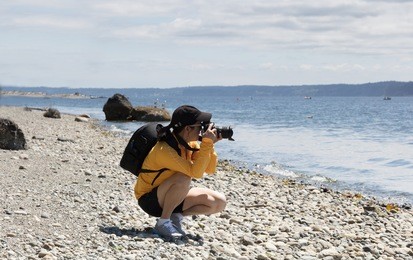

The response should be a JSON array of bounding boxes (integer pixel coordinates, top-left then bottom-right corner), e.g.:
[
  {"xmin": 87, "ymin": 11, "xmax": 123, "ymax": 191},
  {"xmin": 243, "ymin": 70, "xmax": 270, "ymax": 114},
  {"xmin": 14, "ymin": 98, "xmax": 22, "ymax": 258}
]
[{"xmin": 0, "ymin": 106, "xmax": 412, "ymax": 259}]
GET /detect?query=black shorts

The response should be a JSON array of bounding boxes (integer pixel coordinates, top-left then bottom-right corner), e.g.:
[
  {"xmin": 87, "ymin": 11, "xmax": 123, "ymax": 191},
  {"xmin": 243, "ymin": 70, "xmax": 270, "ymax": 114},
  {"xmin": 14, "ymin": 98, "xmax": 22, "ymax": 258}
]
[{"xmin": 138, "ymin": 186, "xmax": 184, "ymax": 217}]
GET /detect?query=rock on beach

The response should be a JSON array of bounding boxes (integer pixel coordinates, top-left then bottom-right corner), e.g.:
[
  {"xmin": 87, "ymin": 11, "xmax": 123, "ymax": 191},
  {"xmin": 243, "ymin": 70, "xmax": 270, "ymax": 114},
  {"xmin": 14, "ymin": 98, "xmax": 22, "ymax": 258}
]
[
  {"xmin": 102, "ymin": 93, "xmax": 171, "ymax": 121},
  {"xmin": 0, "ymin": 106, "xmax": 412, "ymax": 259},
  {"xmin": 0, "ymin": 118, "xmax": 27, "ymax": 150}
]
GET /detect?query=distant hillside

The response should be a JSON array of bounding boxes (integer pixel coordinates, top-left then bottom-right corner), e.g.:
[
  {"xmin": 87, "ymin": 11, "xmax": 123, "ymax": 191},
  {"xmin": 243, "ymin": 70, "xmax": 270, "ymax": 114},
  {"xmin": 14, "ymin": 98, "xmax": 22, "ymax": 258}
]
[
  {"xmin": 177, "ymin": 81, "xmax": 413, "ymax": 97},
  {"xmin": 2, "ymin": 81, "xmax": 413, "ymax": 97}
]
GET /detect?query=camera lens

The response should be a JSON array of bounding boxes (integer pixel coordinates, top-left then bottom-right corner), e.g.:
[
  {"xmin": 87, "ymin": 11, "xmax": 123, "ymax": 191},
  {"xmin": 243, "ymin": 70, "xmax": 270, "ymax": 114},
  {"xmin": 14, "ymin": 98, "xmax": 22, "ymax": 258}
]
[
  {"xmin": 201, "ymin": 122, "xmax": 234, "ymax": 141},
  {"xmin": 216, "ymin": 126, "xmax": 234, "ymax": 141}
]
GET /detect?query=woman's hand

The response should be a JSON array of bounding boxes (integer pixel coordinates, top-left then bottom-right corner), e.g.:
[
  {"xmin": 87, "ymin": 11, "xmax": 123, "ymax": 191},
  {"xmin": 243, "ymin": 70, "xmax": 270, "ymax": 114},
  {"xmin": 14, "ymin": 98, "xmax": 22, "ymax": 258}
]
[{"xmin": 202, "ymin": 123, "xmax": 222, "ymax": 143}]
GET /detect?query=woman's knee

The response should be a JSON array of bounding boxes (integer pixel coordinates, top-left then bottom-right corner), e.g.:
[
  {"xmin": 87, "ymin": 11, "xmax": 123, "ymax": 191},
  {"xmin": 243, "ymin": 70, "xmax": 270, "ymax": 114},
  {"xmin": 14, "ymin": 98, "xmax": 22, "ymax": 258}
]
[
  {"xmin": 173, "ymin": 172, "xmax": 192, "ymax": 187},
  {"xmin": 183, "ymin": 188, "xmax": 226, "ymax": 214},
  {"xmin": 212, "ymin": 192, "xmax": 227, "ymax": 213},
  {"xmin": 158, "ymin": 172, "xmax": 191, "ymax": 197},
  {"xmin": 169, "ymin": 172, "xmax": 191, "ymax": 190}
]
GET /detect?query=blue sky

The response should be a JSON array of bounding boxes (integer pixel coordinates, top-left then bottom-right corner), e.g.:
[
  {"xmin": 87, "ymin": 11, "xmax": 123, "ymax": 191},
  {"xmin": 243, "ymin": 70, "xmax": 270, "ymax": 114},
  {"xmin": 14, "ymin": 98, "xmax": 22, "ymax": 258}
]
[{"xmin": 1, "ymin": 0, "xmax": 413, "ymax": 88}]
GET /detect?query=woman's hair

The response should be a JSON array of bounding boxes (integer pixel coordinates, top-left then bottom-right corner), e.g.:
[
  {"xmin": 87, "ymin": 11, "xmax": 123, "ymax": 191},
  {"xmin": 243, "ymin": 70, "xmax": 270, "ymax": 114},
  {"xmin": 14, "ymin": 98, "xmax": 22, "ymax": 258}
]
[
  {"xmin": 157, "ymin": 124, "xmax": 185, "ymax": 141},
  {"xmin": 157, "ymin": 125, "xmax": 170, "ymax": 140},
  {"xmin": 172, "ymin": 125, "xmax": 186, "ymax": 134}
]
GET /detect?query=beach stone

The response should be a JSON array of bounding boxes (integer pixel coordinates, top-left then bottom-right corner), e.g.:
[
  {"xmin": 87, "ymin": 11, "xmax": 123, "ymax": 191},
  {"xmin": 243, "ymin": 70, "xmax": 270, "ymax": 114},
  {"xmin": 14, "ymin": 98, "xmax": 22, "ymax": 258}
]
[
  {"xmin": 103, "ymin": 93, "xmax": 133, "ymax": 121},
  {"xmin": 395, "ymin": 247, "xmax": 411, "ymax": 255},
  {"xmin": 362, "ymin": 246, "xmax": 372, "ymax": 252},
  {"xmin": 43, "ymin": 108, "xmax": 61, "ymax": 119},
  {"xmin": 300, "ymin": 256, "xmax": 317, "ymax": 260},
  {"xmin": 0, "ymin": 118, "xmax": 27, "ymax": 150},
  {"xmin": 264, "ymin": 241, "xmax": 278, "ymax": 251},
  {"xmin": 41, "ymin": 213, "xmax": 50, "ymax": 219},
  {"xmin": 279, "ymin": 225, "xmax": 291, "ymax": 232},
  {"xmin": 19, "ymin": 154, "xmax": 29, "ymax": 159},
  {"xmin": 299, "ymin": 239, "xmax": 310, "ymax": 247},
  {"xmin": 229, "ymin": 217, "xmax": 243, "ymax": 225},
  {"xmin": 319, "ymin": 248, "xmax": 341, "ymax": 258},
  {"xmin": 311, "ymin": 225, "xmax": 323, "ymax": 232},
  {"xmin": 75, "ymin": 116, "xmax": 88, "ymax": 122},
  {"xmin": 268, "ymin": 228, "xmax": 278, "ymax": 236},
  {"xmin": 14, "ymin": 210, "xmax": 28, "ymax": 215},
  {"xmin": 130, "ymin": 106, "xmax": 171, "ymax": 122},
  {"xmin": 42, "ymin": 243, "xmax": 53, "ymax": 250},
  {"xmin": 222, "ymin": 246, "xmax": 242, "ymax": 258},
  {"xmin": 124, "ymin": 254, "xmax": 137, "ymax": 260},
  {"xmin": 275, "ymin": 241, "xmax": 288, "ymax": 249},
  {"xmin": 38, "ymin": 249, "xmax": 54, "ymax": 258},
  {"xmin": 241, "ymin": 236, "xmax": 255, "ymax": 246},
  {"xmin": 57, "ymin": 137, "xmax": 74, "ymax": 143},
  {"xmin": 257, "ymin": 254, "xmax": 270, "ymax": 260},
  {"xmin": 319, "ymin": 239, "xmax": 333, "ymax": 249}
]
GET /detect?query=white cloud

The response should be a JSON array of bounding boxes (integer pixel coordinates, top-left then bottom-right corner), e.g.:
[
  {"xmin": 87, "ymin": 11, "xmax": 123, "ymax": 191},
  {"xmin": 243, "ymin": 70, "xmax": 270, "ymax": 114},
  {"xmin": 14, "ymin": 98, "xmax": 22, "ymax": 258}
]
[
  {"xmin": 3, "ymin": 0, "xmax": 412, "ymax": 54},
  {"xmin": 92, "ymin": 0, "xmax": 181, "ymax": 17},
  {"xmin": 112, "ymin": 25, "xmax": 160, "ymax": 39},
  {"xmin": 110, "ymin": 18, "xmax": 203, "ymax": 40},
  {"xmin": 10, "ymin": 16, "xmax": 91, "ymax": 30},
  {"xmin": 190, "ymin": 63, "xmax": 217, "ymax": 71},
  {"xmin": 321, "ymin": 63, "xmax": 366, "ymax": 72},
  {"xmin": 259, "ymin": 63, "xmax": 289, "ymax": 70},
  {"xmin": 1, "ymin": 0, "xmax": 413, "ymax": 87},
  {"xmin": 300, "ymin": 64, "xmax": 314, "ymax": 71}
]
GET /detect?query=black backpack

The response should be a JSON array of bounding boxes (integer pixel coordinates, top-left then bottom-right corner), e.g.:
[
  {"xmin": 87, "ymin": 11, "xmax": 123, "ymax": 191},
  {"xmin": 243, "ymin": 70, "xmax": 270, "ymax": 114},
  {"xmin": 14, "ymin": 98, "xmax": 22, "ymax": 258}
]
[
  {"xmin": 120, "ymin": 122, "xmax": 200, "ymax": 184},
  {"xmin": 119, "ymin": 123, "xmax": 160, "ymax": 176},
  {"xmin": 120, "ymin": 123, "xmax": 180, "ymax": 179}
]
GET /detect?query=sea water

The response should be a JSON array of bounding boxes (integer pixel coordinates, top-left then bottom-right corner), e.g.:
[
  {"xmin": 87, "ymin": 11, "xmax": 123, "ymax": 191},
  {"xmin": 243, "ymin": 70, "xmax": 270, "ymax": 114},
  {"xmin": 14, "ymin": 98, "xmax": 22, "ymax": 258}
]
[{"xmin": 1, "ymin": 89, "xmax": 412, "ymax": 204}]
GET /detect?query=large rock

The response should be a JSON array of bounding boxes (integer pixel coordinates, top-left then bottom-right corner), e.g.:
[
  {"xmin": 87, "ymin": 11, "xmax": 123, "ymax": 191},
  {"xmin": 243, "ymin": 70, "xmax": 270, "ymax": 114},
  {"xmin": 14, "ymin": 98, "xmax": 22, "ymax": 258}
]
[
  {"xmin": 0, "ymin": 118, "xmax": 27, "ymax": 150},
  {"xmin": 103, "ymin": 94, "xmax": 133, "ymax": 121},
  {"xmin": 43, "ymin": 108, "xmax": 61, "ymax": 119},
  {"xmin": 131, "ymin": 106, "xmax": 171, "ymax": 122}
]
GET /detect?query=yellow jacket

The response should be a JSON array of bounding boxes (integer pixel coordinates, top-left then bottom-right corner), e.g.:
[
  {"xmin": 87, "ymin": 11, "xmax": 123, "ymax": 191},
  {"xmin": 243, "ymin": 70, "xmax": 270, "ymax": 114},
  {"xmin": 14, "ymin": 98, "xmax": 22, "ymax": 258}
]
[{"xmin": 134, "ymin": 137, "xmax": 217, "ymax": 199}]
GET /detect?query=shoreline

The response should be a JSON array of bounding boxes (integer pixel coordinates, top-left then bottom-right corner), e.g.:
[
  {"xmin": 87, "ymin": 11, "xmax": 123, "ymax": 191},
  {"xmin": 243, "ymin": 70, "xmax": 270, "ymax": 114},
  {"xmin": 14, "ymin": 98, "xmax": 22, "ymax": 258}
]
[
  {"xmin": 3, "ymin": 93, "xmax": 412, "ymax": 206},
  {"xmin": 1, "ymin": 106, "xmax": 412, "ymax": 259},
  {"xmin": 1, "ymin": 90, "xmax": 97, "ymax": 99},
  {"xmin": 3, "ymin": 103, "xmax": 410, "ymax": 207}
]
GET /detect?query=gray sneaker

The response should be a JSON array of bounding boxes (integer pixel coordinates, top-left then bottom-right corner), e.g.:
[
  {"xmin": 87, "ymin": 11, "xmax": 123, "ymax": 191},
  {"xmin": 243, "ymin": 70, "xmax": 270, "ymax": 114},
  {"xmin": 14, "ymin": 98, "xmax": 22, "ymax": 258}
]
[
  {"xmin": 171, "ymin": 213, "xmax": 186, "ymax": 236},
  {"xmin": 154, "ymin": 220, "xmax": 183, "ymax": 239}
]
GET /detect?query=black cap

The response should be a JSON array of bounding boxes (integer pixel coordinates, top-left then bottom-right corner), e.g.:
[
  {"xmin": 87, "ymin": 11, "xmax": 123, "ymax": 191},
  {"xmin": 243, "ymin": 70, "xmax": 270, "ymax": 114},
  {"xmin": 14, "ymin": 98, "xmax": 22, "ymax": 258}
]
[{"xmin": 170, "ymin": 105, "xmax": 212, "ymax": 129}]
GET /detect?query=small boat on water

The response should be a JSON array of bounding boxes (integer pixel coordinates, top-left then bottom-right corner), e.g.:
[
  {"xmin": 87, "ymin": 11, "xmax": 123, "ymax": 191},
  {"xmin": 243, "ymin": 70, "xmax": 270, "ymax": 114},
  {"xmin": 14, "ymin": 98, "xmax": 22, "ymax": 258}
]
[
  {"xmin": 304, "ymin": 96, "xmax": 312, "ymax": 99},
  {"xmin": 383, "ymin": 96, "xmax": 391, "ymax": 100}
]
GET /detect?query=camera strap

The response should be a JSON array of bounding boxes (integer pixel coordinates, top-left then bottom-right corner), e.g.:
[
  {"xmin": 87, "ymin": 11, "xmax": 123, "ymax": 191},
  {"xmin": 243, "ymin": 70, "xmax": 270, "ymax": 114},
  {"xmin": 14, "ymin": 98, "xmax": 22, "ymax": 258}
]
[{"xmin": 174, "ymin": 133, "xmax": 200, "ymax": 152}]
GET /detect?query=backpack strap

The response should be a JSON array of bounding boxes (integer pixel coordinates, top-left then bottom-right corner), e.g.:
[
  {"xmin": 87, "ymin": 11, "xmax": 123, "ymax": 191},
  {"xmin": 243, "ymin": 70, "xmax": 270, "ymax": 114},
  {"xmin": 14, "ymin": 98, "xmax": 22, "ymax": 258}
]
[
  {"xmin": 174, "ymin": 134, "xmax": 199, "ymax": 152},
  {"xmin": 141, "ymin": 132, "xmax": 201, "ymax": 186},
  {"xmin": 166, "ymin": 133, "xmax": 181, "ymax": 156},
  {"xmin": 141, "ymin": 132, "xmax": 182, "ymax": 185},
  {"xmin": 140, "ymin": 168, "xmax": 169, "ymax": 185}
]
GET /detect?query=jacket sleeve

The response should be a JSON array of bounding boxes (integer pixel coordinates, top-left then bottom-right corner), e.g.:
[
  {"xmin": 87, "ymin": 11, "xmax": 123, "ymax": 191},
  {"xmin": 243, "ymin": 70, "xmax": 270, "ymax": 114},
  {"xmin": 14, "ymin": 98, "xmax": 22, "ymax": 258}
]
[
  {"xmin": 153, "ymin": 138, "xmax": 214, "ymax": 179},
  {"xmin": 205, "ymin": 150, "xmax": 217, "ymax": 174},
  {"xmin": 191, "ymin": 142, "xmax": 218, "ymax": 174}
]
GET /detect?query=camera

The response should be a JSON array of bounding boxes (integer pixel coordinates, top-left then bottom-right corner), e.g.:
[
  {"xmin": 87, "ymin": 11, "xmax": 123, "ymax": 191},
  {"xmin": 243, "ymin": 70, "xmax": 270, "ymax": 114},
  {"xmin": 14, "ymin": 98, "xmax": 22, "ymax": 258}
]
[{"xmin": 201, "ymin": 122, "xmax": 234, "ymax": 141}]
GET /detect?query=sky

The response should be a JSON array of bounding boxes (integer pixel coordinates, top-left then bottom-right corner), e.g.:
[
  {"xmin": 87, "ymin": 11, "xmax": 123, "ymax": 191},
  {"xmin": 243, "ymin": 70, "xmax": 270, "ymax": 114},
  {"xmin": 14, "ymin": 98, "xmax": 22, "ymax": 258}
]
[{"xmin": 1, "ymin": 0, "xmax": 413, "ymax": 88}]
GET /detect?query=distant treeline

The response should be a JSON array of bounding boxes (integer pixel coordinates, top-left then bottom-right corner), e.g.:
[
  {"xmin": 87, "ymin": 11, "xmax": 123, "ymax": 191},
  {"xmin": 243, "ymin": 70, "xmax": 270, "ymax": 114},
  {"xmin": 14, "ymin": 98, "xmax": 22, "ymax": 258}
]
[
  {"xmin": 2, "ymin": 81, "xmax": 413, "ymax": 97},
  {"xmin": 177, "ymin": 81, "xmax": 413, "ymax": 97}
]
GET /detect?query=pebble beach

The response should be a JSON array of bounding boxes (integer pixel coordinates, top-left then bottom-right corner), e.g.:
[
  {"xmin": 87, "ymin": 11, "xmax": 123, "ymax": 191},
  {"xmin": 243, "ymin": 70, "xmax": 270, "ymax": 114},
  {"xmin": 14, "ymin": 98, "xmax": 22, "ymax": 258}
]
[{"xmin": 1, "ymin": 106, "xmax": 412, "ymax": 260}]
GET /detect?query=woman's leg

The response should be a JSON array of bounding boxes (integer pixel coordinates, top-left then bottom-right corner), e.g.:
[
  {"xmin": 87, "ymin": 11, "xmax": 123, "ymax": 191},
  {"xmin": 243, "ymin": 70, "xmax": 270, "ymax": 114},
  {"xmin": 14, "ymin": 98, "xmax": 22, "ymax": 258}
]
[
  {"xmin": 156, "ymin": 172, "xmax": 227, "ymax": 218},
  {"xmin": 181, "ymin": 187, "xmax": 227, "ymax": 216},
  {"xmin": 156, "ymin": 172, "xmax": 191, "ymax": 219}
]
